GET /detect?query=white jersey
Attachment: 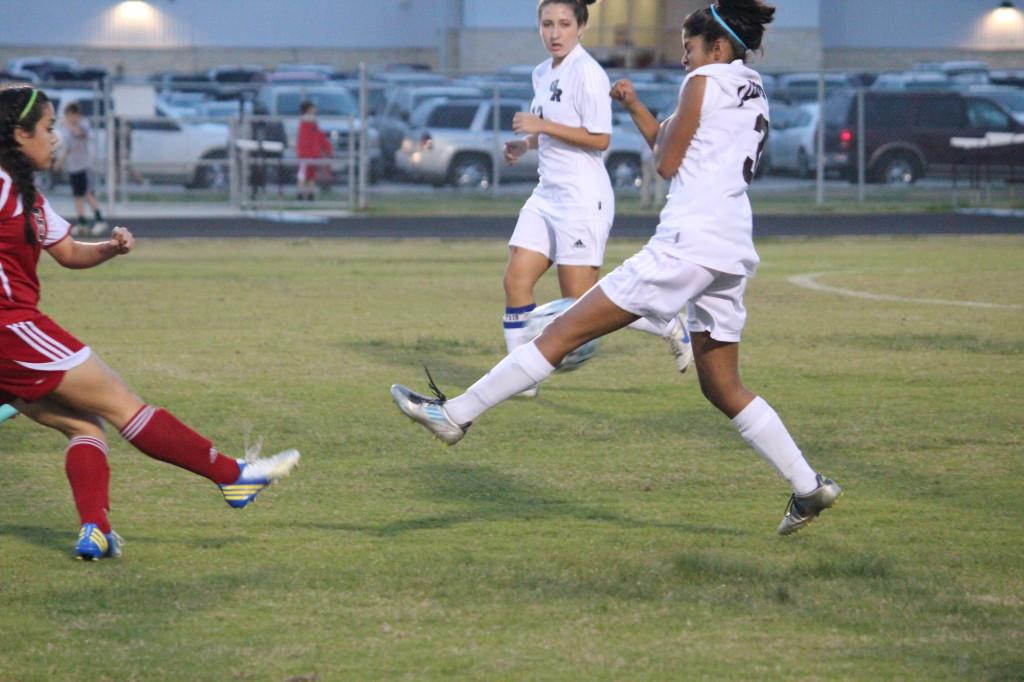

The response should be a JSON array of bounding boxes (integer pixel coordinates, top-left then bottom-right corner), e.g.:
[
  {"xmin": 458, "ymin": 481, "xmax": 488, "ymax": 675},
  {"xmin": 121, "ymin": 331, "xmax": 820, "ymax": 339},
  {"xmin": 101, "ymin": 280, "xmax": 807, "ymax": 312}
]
[
  {"xmin": 655, "ymin": 60, "xmax": 769, "ymax": 277},
  {"xmin": 528, "ymin": 43, "xmax": 614, "ymax": 215}
]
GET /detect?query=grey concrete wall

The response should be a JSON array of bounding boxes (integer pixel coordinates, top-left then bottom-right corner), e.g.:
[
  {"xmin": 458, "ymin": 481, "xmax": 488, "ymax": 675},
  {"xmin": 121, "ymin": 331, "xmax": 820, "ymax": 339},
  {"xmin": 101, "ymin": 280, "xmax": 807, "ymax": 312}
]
[
  {"xmin": 457, "ymin": 29, "xmax": 549, "ymax": 73},
  {"xmin": 824, "ymin": 48, "xmax": 1024, "ymax": 71}
]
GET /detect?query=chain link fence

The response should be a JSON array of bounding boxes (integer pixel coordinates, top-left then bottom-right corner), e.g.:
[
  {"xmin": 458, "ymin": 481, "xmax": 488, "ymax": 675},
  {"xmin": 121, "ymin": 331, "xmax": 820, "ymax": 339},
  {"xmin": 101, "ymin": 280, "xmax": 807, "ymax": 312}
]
[{"xmin": 29, "ymin": 67, "xmax": 1024, "ymax": 217}]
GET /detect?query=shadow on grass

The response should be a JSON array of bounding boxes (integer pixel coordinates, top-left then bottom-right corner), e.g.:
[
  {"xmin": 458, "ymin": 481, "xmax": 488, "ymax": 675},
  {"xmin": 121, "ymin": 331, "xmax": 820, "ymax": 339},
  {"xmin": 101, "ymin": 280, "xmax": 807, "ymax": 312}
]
[
  {"xmin": 0, "ymin": 523, "xmax": 247, "ymax": 556},
  {"xmin": 294, "ymin": 461, "xmax": 745, "ymax": 538}
]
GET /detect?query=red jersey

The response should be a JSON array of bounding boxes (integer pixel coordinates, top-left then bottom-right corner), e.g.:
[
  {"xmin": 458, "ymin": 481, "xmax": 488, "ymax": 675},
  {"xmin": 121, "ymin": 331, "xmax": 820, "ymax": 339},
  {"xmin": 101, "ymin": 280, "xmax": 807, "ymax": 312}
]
[
  {"xmin": 0, "ymin": 166, "xmax": 71, "ymax": 324},
  {"xmin": 296, "ymin": 117, "xmax": 332, "ymax": 159}
]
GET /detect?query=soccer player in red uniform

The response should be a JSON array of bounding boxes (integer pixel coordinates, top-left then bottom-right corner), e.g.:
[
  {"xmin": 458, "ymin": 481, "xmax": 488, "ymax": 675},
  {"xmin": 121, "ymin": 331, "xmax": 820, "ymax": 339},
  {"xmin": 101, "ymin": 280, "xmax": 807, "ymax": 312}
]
[{"xmin": 0, "ymin": 85, "xmax": 300, "ymax": 560}]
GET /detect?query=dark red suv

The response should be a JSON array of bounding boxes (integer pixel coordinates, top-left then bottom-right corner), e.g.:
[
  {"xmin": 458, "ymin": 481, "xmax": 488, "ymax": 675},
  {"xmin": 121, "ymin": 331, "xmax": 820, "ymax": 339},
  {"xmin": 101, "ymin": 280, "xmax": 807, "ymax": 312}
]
[{"xmin": 823, "ymin": 91, "xmax": 1023, "ymax": 183}]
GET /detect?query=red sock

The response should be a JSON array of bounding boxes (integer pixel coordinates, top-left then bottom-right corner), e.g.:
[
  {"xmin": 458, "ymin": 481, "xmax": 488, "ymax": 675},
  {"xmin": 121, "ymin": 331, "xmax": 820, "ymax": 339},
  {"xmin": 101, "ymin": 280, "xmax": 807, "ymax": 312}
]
[
  {"xmin": 65, "ymin": 437, "xmax": 111, "ymax": 534},
  {"xmin": 120, "ymin": 406, "xmax": 241, "ymax": 485}
]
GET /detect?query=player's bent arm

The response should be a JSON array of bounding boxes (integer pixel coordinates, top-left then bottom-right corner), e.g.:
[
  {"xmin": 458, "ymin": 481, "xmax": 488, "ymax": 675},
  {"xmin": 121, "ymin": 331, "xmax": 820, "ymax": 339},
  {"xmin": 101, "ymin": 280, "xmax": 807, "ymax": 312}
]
[
  {"xmin": 619, "ymin": 99, "xmax": 660, "ymax": 149},
  {"xmin": 47, "ymin": 227, "xmax": 134, "ymax": 269},
  {"xmin": 655, "ymin": 76, "xmax": 705, "ymax": 180},
  {"xmin": 542, "ymin": 121, "xmax": 610, "ymax": 151}
]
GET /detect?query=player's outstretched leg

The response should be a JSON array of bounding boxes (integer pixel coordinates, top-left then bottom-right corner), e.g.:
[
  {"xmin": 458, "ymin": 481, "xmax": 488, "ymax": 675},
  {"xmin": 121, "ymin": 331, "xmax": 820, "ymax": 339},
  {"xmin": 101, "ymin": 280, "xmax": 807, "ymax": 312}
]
[
  {"xmin": 119, "ymin": 405, "xmax": 301, "ymax": 507},
  {"xmin": 777, "ymin": 475, "xmax": 843, "ymax": 535}
]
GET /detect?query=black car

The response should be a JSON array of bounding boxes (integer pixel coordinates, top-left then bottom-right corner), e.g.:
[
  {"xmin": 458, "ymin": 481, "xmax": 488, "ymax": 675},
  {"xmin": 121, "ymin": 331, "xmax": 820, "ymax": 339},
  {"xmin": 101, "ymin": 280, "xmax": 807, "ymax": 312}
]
[{"xmin": 823, "ymin": 90, "xmax": 1023, "ymax": 184}]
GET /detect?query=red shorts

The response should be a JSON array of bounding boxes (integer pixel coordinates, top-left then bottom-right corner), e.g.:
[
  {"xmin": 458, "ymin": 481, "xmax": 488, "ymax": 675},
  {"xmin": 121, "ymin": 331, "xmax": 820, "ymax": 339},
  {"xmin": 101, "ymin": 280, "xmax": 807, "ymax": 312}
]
[{"xmin": 0, "ymin": 312, "xmax": 90, "ymax": 404}]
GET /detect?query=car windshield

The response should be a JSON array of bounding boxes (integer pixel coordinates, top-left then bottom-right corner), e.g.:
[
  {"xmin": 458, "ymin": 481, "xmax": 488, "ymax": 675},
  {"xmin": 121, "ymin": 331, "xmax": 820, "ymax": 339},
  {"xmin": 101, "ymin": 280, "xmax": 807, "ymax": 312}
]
[{"xmin": 277, "ymin": 91, "xmax": 355, "ymax": 116}]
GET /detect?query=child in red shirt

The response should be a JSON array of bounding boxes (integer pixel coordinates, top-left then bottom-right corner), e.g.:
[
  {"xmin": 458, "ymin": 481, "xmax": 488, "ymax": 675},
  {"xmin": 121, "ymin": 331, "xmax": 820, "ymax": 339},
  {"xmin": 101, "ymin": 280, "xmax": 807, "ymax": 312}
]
[{"xmin": 295, "ymin": 100, "xmax": 332, "ymax": 201}]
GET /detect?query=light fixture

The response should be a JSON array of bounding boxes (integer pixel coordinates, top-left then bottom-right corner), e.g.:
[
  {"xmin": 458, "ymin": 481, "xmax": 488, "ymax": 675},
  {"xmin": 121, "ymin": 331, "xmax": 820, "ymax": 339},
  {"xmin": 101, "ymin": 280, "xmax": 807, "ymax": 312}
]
[{"xmin": 999, "ymin": 1, "xmax": 1014, "ymax": 8}]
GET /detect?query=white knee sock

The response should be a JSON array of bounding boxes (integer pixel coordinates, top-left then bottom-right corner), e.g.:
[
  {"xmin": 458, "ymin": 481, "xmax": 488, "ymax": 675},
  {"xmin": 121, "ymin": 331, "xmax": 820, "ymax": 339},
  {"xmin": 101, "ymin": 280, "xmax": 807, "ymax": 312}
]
[
  {"xmin": 446, "ymin": 341, "xmax": 555, "ymax": 425},
  {"xmin": 628, "ymin": 316, "xmax": 670, "ymax": 336},
  {"xmin": 732, "ymin": 397, "xmax": 819, "ymax": 495},
  {"xmin": 503, "ymin": 303, "xmax": 537, "ymax": 353}
]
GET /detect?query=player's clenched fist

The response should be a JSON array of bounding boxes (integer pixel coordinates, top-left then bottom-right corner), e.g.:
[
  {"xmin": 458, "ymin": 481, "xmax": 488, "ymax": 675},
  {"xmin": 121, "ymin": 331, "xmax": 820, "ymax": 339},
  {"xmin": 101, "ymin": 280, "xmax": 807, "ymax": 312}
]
[
  {"xmin": 609, "ymin": 79, "xmax": 638, "ymax": 108},
  {"xmin": 108, "ymin": 226, "xmax": 134, "ymax": 255}
]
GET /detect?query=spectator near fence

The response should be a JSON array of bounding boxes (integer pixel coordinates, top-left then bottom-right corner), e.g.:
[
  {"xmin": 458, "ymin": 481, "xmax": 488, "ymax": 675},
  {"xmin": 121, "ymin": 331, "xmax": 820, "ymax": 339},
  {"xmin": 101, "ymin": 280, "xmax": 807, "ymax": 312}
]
[
  {"xmin": 295, "ymin": 100, "xmax": 333, "ymax": 201},
  {"xmin": 55, "ymin": 102, "xmax": 105, "ymax": 235}
]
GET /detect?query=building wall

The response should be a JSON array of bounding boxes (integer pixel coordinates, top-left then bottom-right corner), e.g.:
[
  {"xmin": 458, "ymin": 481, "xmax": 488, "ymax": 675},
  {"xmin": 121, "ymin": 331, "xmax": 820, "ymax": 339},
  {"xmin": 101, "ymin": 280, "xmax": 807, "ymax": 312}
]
[
  {"xmin": 0, "ymin": 45, "xmax": 438, "ymax": 77},
  {"xmin": 822, "ymin": 0, "xmax": 1024, "ymax": 51}
]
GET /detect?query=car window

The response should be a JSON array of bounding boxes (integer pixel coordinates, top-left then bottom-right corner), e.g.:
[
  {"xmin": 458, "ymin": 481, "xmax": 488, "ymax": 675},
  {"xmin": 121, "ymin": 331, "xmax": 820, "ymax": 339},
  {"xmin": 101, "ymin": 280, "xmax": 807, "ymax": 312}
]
[
  {"xmin": 794, "ymin": 110, "xmax": 812, "ymax": 127},
  {"xmin": 865, "ymin": 96, "xmax": 912, "ymax": 128},
  {"xmin": 916, "ymin": 97, "xmax": 964, "ymax": 128},
  {"xmin": 483, "ymin": 105, "xmax": 521, "ymax": 131},
  {"xmin": 966, "ymin": 99, "xmax": 1013, "ymax": 131},
  {"xmin": 275, "ymin": 91, "xmax": 355, "ymax": 117},
  {"xmin": 426, "ymin": 104, "xmax": 478, "ymax": 129}
]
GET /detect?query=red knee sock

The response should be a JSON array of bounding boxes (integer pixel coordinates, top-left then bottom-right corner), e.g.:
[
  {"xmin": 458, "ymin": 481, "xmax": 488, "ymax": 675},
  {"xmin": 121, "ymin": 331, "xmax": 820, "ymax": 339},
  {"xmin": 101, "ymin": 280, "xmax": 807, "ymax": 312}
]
[
  {"xmin": 65, "ymin": 437, "xmax": 111, "ymax": 534},
  {"xmin": 120, "ymin": 406, "xmax": 241, "ymax": 485}
]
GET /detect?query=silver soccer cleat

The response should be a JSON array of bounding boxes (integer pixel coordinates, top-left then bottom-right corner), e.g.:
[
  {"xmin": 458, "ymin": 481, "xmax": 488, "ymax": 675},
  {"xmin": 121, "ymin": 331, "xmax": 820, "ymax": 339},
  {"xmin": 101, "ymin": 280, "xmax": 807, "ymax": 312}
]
[
  {"xmin": 778, "ymin": 475, "xmax": 842, "ymax": 535},
  {"xmin": 390, "ymin": 383, "xmax": 469, "ymax": 446},
  {"xmin": 664, "ymin": 314, "xmax": 693, "ymax": 374}
]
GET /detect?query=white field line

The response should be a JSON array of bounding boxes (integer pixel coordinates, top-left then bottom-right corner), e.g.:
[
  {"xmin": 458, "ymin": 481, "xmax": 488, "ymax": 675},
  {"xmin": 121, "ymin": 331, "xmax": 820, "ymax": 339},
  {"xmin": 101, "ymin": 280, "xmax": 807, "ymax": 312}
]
[{"xmin": 788, "ymin": 272, "xmax": 1024, "ymax": 310}]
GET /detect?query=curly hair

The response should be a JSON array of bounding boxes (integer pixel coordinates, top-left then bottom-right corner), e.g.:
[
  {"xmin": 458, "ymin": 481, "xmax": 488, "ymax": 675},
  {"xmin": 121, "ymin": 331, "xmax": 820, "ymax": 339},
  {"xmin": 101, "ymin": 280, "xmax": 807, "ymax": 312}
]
[{"xmin": 0, "ymin": 85, "xmax": 50, "ymax": 243}]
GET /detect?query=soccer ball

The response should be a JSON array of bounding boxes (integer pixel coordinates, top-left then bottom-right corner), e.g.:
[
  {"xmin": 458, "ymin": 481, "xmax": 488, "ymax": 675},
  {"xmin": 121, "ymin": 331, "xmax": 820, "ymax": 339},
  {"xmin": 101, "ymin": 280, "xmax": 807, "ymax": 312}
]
[{"xmin": 525, "ymin": 298, "xmax": 600, "ymax": 373}]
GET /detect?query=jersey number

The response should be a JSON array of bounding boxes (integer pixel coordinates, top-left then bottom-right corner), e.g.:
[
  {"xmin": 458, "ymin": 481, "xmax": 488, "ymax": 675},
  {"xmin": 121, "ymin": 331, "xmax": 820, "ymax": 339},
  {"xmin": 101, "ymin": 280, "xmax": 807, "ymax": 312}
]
[{"xmin": 742, "ymin": 114, "xmax": 769, "ymax": 184}]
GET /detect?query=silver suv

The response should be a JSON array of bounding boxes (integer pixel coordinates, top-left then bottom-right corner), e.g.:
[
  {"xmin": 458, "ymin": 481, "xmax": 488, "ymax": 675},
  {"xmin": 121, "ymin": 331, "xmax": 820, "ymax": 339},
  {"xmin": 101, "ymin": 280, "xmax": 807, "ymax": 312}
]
[{"xmin": 396, "ymin": 98, "xmax": 647, "ymax": 189}]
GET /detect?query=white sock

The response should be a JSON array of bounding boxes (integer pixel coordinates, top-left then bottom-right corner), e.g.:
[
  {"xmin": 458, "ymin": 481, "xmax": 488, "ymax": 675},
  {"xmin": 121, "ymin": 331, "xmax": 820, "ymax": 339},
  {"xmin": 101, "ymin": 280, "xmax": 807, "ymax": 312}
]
[
  {"xmin": 503, "ymin": 303, "xmax": 537, "ymax": 353},
  {"xmin": 446, "ymin": 341, "xmax": 555, "ymax": 424},
  {"xmin": 628, "ymin": 316, "xmax": 670, "ymax": 337},
  {"xmin": 732, "ymin": 396, "xmax": 819, "ymax": 495}
]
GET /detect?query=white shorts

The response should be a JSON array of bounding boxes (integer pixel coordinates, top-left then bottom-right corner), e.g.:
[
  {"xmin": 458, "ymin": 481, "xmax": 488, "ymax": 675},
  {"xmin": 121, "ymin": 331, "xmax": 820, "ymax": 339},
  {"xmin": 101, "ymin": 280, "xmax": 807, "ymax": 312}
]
[
  {"xmin": 508, "ymin": 194, "xmax": 612, "ymax": 267},
  {"xmin": 599, "ymin": 242, "xmax": 749, "ymax": 343}
]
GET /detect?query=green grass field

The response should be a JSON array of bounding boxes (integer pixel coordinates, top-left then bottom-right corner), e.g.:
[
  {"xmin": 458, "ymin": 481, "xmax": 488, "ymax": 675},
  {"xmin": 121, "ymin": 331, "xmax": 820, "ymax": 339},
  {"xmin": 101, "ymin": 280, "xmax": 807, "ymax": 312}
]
[{"xmin": 1, "ymin": 234, "xmax": 1022, "ymax": 681}]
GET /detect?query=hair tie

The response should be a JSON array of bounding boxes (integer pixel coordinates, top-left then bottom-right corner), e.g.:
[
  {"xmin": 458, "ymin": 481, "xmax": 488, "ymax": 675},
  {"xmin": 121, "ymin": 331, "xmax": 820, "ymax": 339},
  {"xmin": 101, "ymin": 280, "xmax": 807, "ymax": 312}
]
[
  {"xmin": 710, "ymin": 4, "xmax": 749, "ymax": 53},
  {"xmin": 17, "ymin": 89, "xmax": 38, "ymax": 121}
]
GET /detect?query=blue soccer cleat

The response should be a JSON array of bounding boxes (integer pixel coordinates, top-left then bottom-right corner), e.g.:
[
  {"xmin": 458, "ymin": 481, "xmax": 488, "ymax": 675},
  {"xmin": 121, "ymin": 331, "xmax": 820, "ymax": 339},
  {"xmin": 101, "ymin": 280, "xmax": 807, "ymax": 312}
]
[
  {"xmin": 218, "ymin": 448, "xmax": 301, "ymax": 509},
  {"xmin": 74, "ymin": 523, "xmax": 124, "ymax": 561}
]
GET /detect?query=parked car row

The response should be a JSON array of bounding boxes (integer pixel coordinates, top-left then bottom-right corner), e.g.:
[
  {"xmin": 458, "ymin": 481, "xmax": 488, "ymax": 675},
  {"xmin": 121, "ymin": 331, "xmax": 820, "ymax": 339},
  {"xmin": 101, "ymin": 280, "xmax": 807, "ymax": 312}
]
[{"xmin": 10, "ymin": 56, "xmax": 1023, "ymax": 189}]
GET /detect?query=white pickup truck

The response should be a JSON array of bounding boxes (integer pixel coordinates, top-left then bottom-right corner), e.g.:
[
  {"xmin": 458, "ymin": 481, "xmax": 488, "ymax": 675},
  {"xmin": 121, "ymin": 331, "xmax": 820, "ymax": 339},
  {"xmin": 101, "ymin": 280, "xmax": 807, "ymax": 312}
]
[{"xmin": 46, "ymin": 88, "xmax": 231, "ymax": 189}]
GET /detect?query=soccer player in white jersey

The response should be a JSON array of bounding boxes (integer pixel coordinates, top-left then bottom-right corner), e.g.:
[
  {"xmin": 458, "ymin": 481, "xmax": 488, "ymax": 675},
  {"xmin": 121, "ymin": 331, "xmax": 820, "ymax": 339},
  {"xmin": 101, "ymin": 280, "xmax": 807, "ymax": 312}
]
[
  {"xmin": 0, "ymin": 86, "xmax": 299, "ymax": 560},
  {"xmin": 501, "ymin": 0, "xmax": 692, "ymax": 397},
  {"xmin": 393, "ymin": 0, "xmax": 842, "ymax": 536}
]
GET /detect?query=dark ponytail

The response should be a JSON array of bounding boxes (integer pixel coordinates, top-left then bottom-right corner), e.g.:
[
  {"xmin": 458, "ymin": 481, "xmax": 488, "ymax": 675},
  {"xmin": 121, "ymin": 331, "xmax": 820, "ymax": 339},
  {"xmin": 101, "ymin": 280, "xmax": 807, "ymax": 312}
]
[
  {"xmin": 0, "ymin": 85, "xmax": 50, "ymax": 243},
  {"xmin": 537, "ymin": 0, "xmax": 599, "ymax": 26},
  {"xmin": 683, "ymin": 0, "xmax": 775, "ymax": 58}
]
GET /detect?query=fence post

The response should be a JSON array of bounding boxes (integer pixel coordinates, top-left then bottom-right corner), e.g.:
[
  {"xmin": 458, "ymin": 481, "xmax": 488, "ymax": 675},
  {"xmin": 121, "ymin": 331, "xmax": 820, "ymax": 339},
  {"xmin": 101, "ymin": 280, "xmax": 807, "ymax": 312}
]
[
  {"xmin": 358, "ymin": 62, "xmax": 369, "ymax": 211},
  {"xmin": 104, "ymin": 79, "xmax": 116, "ymax": 219},
  {"xmin": 815, "ymin": 71, "xmax": 825, "ymax": 206},
  {"xmin": 856, "ymin": 88, "xmax": 865, "ymax": 203},
  {"xmin": 492, "ymin": 86, "xmax": 502, "ymax": 194},
  {"xmin": 348, "ymin": 115, "xmax": 356, "ymax": 208}
]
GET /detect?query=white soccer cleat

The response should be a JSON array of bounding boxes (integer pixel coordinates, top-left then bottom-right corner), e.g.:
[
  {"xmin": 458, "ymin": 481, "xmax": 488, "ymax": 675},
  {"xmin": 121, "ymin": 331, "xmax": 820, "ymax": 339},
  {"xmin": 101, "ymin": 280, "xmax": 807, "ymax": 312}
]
[
  {"xmin": 777, "ymin": 475, "xmax": 842, "ymax": 535},
  {"xmin": 390, "ymin": 383, "xmax": 469, "ymax": 445},
  {"xmin": 219, "ymin": 448, "xmax": 301, "ymax": 508},
  {"xmin": 664, "ymin": 315, "xmax": 692, "ymax": 374}
]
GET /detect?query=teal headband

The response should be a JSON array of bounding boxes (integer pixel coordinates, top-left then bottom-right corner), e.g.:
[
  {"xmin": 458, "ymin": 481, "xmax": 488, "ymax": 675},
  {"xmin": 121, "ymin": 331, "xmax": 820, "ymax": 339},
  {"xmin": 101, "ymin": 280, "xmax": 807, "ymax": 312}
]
[
  {"xmin": 18, "ymin": 89, "xmax": 38, "ymax": 121},
  {"xmin": 709, "ymin": 5, "xmax": 749, "ymax": 53}
]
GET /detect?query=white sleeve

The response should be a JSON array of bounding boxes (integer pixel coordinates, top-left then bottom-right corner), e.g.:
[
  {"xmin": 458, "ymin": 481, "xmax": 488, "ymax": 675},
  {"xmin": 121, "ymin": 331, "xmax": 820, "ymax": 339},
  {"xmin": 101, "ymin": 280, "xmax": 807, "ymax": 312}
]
[
  {"xmin": 575, "ymin": 63, "xmax": 613, "ymax": 135},
  {"xmin": 41, "ymin": 196, "xmax": 71, "ymax": 247}
]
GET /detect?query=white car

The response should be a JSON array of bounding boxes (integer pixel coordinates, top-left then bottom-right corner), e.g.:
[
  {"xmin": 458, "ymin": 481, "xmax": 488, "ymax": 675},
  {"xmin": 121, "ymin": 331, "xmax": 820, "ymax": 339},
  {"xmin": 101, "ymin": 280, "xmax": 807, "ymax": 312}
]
[
  {"xmin": 46, "ymin": 88, "xmax": 231, "ymax": 188},
  {"xmin": 766, "ymin": 102, "xmax": 819, "ymax": 177},
  {"xmin": 395, "ymin": 97, "xmax": 648, "ymax": 189}
]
